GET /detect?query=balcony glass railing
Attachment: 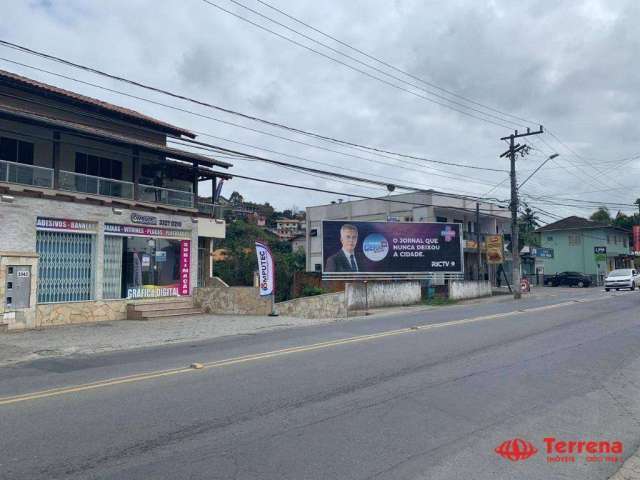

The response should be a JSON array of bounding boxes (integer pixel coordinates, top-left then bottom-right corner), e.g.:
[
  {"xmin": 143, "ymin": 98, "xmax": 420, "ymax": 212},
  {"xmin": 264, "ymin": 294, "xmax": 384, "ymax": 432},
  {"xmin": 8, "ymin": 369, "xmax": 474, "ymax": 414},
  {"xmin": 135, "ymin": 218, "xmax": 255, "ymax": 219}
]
[
  {"xmin": 58, "ymin": 170, "xmax": 134, "ymax": 199},
  {"xmin": 197, "ymin": 202, "xmax": 218, "ymax": 216},
  {"xmin": 1, "ymin": 160, "xmax": 195, "ymax": 209},
  {"xmin": 0, "ymin": 159, "xmax": 54, "ymax": 188},
  {"xmin": 138, "ymin": 184, "xmax": 194, "ymax": 208}
]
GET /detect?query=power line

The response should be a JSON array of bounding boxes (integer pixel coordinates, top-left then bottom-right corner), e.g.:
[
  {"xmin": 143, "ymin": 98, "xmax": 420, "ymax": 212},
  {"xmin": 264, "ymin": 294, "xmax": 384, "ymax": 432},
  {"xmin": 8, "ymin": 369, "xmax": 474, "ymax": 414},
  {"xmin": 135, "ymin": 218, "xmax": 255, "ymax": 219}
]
[
  {"xmin": 211, "ymin": 170, "xmax": 510, "ymax": 214},
  {"xmin": 0, "ymin": 58, "xmax": 518, "ymax": 198},
  {"xmin": 0, "ymin": 86, "xmax": 506, "ymax": 190},
  {"xmin": 3, "ymin": 59, "xmax": 626, "ymax": 212},
  {"xmin": 168, "ymin": 135, "xmax": 504, "ymax": 189},
  {"xmin": 213, "ymin": 0, "xmax": 533, "ymax": 130},
  {"xmin": 0, "ymin": 42, "xmax": 513, "ymax": 172},
  {"xmin": 254, "ymin": 0, "xmax": 539, "ymax": 127},
  {"xmin": 196, "ymin": 2, "xmax": 518, "ymax": 130},
  {"xmin": 0, "ymin": 74, "xmax": 503, "ymax": 175}
]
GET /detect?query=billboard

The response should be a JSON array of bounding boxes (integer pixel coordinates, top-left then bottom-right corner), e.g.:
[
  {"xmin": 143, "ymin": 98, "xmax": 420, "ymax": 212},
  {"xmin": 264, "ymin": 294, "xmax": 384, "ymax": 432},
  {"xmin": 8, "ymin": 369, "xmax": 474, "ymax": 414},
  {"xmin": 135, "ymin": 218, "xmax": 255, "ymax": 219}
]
[
  {"xmin": 633, "ymin": 225, "xmax": 640, "ymax": 255},
  {"xmin": 322, "ymin": 220, "xmax": 463, "ymax": 275}
]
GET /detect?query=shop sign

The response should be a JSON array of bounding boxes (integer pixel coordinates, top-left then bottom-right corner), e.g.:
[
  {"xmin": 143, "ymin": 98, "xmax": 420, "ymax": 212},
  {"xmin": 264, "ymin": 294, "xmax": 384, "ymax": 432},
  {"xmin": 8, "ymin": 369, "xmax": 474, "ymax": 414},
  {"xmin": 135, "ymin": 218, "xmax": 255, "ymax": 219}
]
[
  {"xmin": 486, "ymin": 235, "xmax": 504, "ymax": 264},
  {"xmin": 36, "ymin": 217, "xmax": 97, "ymax": 233},
  {"xmin": 594, "ymin": 246, "xmax": 607, "ymax": 255},
  {"xmin": 127, "ymin": 286, "xmax": 179, "ymax": 299},
  {"xmin": 179, "ymin": 240, "xmax": 191, "ymax": 296},
  {"xmin": 130, "ymin": 213, "xmax": 182, "ymax": 228},
  {"xmin": 104, "ymin": 223, "xmax": 190, "ymax": 239},
  {"xmin": 531, "ymin": 247, "xmax": 554, "ymax": 258},
  {"xmin": 130, "ymin": 213, "xmax": 157, "ymax": 225}
]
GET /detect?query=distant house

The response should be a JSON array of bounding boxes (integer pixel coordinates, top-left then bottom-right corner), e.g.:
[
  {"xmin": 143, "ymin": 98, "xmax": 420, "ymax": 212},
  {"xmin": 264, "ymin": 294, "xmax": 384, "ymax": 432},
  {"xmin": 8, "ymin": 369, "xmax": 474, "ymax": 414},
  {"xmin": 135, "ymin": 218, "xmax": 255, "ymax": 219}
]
[
  {"xmin": 276, "ymin": 218, "xmax": 302, "ymax": 240},
  {"xmin": 535, "ymin": 216, "xmax": 632, "ymax": 278},
  {"xmin": 289, "ymin": 233, "xmax": 306, "ymax": 253}
]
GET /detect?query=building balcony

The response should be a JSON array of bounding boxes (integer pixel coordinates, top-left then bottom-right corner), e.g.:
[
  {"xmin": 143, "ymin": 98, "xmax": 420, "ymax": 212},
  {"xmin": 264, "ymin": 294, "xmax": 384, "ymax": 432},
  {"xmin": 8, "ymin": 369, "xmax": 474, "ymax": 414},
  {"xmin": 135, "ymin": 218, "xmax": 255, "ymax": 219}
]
[
  {"xmin": 0, "ymin": 159, "xmax": 53, "ymax": 189},
  {"xmin": 0, "ymin": 159, "xmax": 195, "ymax": 210},
  {"xmin": 197, "ymin": 202, "xmax": 224, "ymax": 218},
  {"xmin": 58, "ymin": 170, "xmax": 134, "ymax": 200}
]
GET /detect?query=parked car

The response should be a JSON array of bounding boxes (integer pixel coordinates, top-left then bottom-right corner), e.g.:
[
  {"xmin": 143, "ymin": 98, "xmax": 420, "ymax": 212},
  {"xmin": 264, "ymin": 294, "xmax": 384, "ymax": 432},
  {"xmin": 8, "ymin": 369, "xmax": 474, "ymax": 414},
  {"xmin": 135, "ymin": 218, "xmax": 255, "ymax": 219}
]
[
  {"xmin": 604, "ymin": 269, "xmax": 639, "ymax": 291},
  {"xmin": 546, "ymin": 272, "xmax": 592, "ymax": 288}
]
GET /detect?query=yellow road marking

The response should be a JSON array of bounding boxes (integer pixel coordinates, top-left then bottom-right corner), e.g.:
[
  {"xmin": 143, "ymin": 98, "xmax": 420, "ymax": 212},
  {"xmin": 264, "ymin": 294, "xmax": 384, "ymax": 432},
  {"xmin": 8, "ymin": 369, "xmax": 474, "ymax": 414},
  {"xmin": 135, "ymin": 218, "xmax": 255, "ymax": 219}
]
[{"xmin": 0, "ymin": 295, "xmax": 609, "ymax": 406}]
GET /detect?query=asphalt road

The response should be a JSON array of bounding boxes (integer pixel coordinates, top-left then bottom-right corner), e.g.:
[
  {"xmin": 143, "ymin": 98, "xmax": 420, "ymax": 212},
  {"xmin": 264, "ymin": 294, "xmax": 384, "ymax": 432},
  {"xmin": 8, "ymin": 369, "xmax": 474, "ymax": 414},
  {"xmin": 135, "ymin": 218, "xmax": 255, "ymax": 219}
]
[{"xmin": 1, "ymin": 288, "xmax": 640, "ymax": 480}]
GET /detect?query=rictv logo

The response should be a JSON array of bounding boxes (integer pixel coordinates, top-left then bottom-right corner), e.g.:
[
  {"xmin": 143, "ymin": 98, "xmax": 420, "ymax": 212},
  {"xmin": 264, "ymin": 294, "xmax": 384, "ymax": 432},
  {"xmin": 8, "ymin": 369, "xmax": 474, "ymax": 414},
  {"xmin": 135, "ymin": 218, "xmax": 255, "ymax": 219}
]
[{"xmin": 362, "ymin": 233, "xmax": 389, "ymax": 262}]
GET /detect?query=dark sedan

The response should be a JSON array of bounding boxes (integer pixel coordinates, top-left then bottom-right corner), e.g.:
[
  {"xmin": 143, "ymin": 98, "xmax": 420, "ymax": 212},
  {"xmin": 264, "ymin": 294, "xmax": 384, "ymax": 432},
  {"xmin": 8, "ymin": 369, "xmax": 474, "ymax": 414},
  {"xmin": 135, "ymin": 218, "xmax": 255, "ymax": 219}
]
[{"xmin": 546, "ymin": 271, "xmax": 592, "ymax": 288}]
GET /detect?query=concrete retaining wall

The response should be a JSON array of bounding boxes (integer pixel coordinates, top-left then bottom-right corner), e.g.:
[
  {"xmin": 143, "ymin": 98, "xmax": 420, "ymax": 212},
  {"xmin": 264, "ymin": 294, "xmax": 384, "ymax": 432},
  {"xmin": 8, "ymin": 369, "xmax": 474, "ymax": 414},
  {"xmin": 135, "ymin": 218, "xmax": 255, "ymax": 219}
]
[
  {"xmin": 276, "ymin": 292, "xmax": 346, "ymax": 319},
  {"xmin": 194, "ymin": 286, "xmax": 271, "ymax": 315},
  {"xmin": 449, "ymin": 280, "xmax": 492, "ymax": 300},
  {"xmin": 346, "ymin": 281, "xmax": 421, "ymax": 310}
]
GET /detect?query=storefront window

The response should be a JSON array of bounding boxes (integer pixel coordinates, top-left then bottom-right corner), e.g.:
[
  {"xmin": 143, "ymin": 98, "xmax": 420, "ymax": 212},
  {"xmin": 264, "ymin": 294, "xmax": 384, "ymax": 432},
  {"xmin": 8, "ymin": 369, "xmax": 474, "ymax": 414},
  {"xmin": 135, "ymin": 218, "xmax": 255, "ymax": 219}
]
[{"xmin": 123, "ymin": 237, "xmax": 182, "ymax": 298}]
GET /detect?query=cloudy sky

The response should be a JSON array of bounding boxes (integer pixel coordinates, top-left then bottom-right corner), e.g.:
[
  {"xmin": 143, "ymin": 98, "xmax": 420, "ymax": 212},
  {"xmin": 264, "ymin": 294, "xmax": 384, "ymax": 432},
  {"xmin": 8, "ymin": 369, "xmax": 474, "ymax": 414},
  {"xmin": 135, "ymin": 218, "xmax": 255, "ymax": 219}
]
[{"xmin": 2, "ymin": 0, "xmax": 639, "ymax": 221}]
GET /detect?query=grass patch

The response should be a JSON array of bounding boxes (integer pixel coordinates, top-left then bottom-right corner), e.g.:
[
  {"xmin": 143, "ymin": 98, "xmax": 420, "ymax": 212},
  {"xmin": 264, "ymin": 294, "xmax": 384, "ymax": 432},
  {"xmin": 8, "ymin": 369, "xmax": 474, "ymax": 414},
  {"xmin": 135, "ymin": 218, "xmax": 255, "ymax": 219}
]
[{"xmin": 422, "ymin": 297, "xmax": 458, "ymax": 306}]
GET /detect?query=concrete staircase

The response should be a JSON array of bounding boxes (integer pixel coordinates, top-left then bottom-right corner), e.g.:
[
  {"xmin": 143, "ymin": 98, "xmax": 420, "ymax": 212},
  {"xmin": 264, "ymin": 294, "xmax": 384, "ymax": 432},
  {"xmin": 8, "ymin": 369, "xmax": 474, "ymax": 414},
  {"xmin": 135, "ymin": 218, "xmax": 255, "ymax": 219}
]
[{"xmin": 126, "ymin": 298, "xmax": 203, "ymax": 320}]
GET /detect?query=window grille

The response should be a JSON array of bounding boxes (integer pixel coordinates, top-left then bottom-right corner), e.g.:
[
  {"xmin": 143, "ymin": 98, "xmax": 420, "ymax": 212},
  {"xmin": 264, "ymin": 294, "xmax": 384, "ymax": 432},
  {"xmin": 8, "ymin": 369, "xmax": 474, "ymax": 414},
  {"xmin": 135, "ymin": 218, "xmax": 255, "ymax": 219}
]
[
  {"xmin": 103, "ymin": 235, "xmax": 123, "ymax": 299},
  {"xmin": 37, "ymin": 231, "xmax": 94, "ymax": 303}
]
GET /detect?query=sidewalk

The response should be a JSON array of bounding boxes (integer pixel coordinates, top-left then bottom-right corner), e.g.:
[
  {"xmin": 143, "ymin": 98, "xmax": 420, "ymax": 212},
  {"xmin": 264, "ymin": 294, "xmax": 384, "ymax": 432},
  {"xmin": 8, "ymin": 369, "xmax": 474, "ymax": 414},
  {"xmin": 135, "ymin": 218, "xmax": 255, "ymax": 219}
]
[
  {"xmin": 0, "ymin": 286, "xmax": 588, "ymax": 367},
  {"xmin": 611, "ymin": 450, "xmax": 640, "ymax": 479},
  {"xmin": 0, "ymin": 313, "xmax": 338, "ymax": 367}
]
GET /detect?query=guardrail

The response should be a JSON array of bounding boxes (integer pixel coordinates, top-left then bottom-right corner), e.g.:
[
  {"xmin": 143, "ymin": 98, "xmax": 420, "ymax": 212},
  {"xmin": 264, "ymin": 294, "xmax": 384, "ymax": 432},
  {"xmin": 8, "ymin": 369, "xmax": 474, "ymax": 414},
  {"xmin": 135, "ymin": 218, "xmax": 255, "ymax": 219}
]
[
  {"xmin": 58, "ymin": 170, "xmax": 134, "ymax": 199},
  {"xmin": 0, "ymin": 159, "xmax": 54, "ymax": 188},
  {"xmin": 138, "ymin": 184, "xmax": 194, "ymax": 208}
]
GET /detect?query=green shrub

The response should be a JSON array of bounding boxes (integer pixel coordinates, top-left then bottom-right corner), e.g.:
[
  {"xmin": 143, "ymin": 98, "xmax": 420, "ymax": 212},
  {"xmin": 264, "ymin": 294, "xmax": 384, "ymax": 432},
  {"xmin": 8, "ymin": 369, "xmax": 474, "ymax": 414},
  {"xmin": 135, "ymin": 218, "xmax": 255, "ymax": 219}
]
[{"xmin": 301, "ymin": 286, "xmax": 325, "ymax": 297}]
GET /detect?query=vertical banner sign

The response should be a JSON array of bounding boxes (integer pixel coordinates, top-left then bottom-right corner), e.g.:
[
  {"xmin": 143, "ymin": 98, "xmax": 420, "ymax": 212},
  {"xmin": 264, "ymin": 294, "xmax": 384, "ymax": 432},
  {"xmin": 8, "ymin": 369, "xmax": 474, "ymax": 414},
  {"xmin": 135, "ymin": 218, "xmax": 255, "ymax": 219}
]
[
  {"xmin": 486, "ymin": 235, "xmax": 505, "ymax": 264},
  {"xmin": 179, "ymin": 240, "xmax": 191, "ymax": 296},
  {"xmin": 255, "ymin": 241, "xmax": 275, "ymax": 296},
  {"xmin": 633, "ymin": 225, "xmax": 640, "ymax": 255}
]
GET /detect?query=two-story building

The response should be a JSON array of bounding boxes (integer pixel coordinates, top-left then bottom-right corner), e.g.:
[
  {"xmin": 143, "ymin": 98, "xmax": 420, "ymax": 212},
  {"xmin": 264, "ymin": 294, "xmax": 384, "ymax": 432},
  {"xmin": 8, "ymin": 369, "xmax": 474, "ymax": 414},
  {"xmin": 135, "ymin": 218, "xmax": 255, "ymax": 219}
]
[
  {"xmin": 535, "ymin": 216, "xmax": 633, "ymax": 281},
  {"xmin": 276, "ymin": 218, "xmax": 302, "ymax": 240},
  {"xmin": 0, "ymin": 69, "xmax": 231, "ymax": 330},
  {"xmin": 304, "ymin": 191, "xmax": 511, "ymax": 283}
]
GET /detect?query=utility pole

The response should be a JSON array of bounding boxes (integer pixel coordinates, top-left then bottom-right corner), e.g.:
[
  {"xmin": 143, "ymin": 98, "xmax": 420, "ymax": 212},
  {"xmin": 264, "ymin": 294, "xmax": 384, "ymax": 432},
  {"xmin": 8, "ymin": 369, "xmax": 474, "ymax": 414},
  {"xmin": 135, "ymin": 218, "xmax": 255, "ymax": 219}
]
[
  {"xmin": 500, "ymin": 126, "xmax": 544, "ymax": 299},
  {"xmin": 476, "ymin": 202, "xmax": 481, "ymax": 281}
]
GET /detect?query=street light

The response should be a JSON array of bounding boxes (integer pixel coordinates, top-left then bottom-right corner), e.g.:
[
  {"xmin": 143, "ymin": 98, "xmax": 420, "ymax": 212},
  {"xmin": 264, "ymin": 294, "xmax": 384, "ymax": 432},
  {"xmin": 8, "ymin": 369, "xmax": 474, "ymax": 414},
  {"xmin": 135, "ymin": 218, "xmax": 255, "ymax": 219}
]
[{"xmin": 518, "ymin": 153, "xmax": 559, "ymax": 189}]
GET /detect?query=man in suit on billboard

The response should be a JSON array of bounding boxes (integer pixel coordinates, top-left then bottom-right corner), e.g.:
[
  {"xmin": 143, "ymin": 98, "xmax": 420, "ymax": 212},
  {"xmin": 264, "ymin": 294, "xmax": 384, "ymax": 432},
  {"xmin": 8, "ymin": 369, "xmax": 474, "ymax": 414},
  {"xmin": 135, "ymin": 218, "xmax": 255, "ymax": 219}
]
[{"xmin": 325, "ymin": 224, "xmax": 365, "ymax": 272}]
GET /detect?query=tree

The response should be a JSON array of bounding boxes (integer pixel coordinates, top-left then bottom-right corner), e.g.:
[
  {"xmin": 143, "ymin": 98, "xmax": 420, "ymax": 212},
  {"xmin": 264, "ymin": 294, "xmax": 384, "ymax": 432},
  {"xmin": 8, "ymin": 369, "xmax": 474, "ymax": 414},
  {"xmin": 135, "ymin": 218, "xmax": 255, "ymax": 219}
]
[
  {"xmin": 212, "ymin": 220, "xmax": 305, "ymax": 301},
  {"xmin": 228, "ymin": 191, "xmax": 244, "ymax": 206},
  {"xmin": 518, "ymin": 204, "xmax": 541, "ymax": 249},
  {"xmin": 590, "ymin": 207, "xmax": 612, "ymax": 224}
]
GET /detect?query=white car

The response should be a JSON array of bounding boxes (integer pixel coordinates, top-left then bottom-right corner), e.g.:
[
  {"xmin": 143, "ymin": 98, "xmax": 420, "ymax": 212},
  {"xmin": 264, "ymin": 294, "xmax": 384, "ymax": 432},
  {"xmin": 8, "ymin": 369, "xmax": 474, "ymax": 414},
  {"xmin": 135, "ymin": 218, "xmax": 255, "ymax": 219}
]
[{"xmin": 604, "ymin": 269, "xmax": 639, "ymax": 291}]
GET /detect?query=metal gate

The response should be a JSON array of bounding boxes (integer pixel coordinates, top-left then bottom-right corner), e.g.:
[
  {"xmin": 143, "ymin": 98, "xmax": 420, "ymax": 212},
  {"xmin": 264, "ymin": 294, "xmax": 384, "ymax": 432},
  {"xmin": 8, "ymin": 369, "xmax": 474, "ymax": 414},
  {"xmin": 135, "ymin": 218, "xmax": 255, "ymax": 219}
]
[
  {"xmin": 36, "ymin": 231, "xmax": 94, "ymax": 303},
  {"xmin": 103, "ymin": 235, "xmax": 123, "ymax": 299}
]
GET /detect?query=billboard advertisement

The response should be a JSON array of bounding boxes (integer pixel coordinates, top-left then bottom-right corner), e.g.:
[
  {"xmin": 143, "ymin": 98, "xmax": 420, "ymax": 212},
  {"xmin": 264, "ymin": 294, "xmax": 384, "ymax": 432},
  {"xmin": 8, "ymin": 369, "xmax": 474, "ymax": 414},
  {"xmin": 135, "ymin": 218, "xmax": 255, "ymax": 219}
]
[
  {"xmin": 633, "ymin": 225, "xmax": 640, "ymax": 255},
  {"xmin": 322, "ymin": 220, "xmax": 463, "ymax": 274}
]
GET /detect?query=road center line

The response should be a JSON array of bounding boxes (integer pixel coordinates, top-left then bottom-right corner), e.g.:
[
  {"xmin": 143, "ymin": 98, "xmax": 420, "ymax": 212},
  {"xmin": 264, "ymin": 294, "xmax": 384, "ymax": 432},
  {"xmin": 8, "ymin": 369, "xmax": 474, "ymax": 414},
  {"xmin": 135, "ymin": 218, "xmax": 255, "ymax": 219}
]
[{"xmin": 0, "ymin": 294, "xmax": 623, "ymax": 406}]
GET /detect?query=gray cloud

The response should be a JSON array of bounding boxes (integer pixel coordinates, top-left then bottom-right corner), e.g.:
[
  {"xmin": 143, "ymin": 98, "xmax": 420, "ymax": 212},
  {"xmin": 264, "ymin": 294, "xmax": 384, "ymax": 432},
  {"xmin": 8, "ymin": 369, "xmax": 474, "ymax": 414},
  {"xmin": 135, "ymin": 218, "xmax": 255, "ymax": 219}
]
[{"xmin": 1, "ymin": 0, "xmax": 638, "ymax": 218}]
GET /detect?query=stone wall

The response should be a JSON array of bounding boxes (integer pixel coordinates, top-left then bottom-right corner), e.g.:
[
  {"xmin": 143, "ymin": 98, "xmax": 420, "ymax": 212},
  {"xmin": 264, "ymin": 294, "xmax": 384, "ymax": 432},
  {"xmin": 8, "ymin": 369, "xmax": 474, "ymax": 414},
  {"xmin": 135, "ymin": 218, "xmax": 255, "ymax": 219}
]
[
  {"xmin": 345, "ymin": 281, "xmax": 421, "ymax": 310},
  {"xmin": 449, "ymin": 280, "xmax": 492, "ymax": 300},
  {"xmin": 276, "ymin": 292, "xmax": 346, "ymax": 319},
  {"xmin": 36, "ymin": 300, "xmax": 128, "ymax": 328},
  {"xmin": 195, "ymin": 286, "xmax": 271, "ymax": 315}
]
